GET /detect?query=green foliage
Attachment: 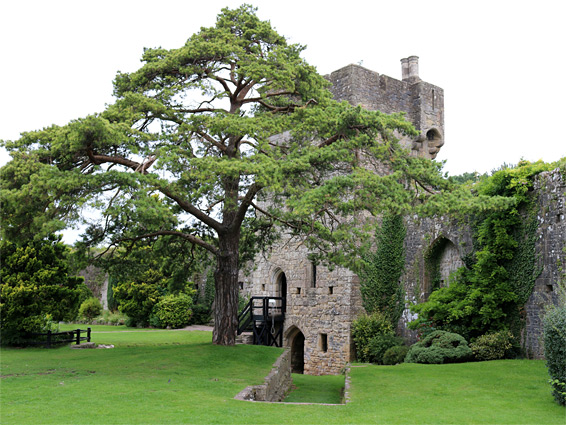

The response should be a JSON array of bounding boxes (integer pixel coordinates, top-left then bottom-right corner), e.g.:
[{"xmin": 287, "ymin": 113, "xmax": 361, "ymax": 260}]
[
  {"xmin": 405, "ymin": 330, "xmax": 472, "ymax": 364},
  {"xmin": 113, "ymin": 269, "xmax": 165, "ymax": 327},
  {"xmin": 382, "ymin": 345, "xmax": 409, "ymax": 365},
  {"xmin": 351, "ymin": 312, "xmax": 394, "ymax": 362},
  {"xmin": 98, "ymin": 236, "xmax": 199, "ymax": 327},
  {"xmin": 150, "ymin": 293, "xmax": 193, "ymax": 329},
  {"xmin": 0, "ymin": 236, "xmax": 84, "ymax": 345},
  {"xmin": 470, "ymin": 330, "xmax": 515, "ymax": 361},
  {"xmin": 106, "ymin": 275, "xmax": 119, "ymax": 312},
  {"xmin": 543, "ymin": 304, "xmax": 566, "ymax": 405},
  {"xmin": 366, "ymin": 334, "xmax": 404, "ymax": 364},
  {"xmin": 411, "ymin": 160, "xmax": 555, "ymax": 340},
  {"xmin": 359, "ymin": 215, "xmax": 406, "ymax": 326},
  {"xmin": 190, "ymin": 304, "xmax": 212, "ymax": 325},
  {"xmin": 78, "ymin": 297, "xmax": 103, "ymax": 321}
]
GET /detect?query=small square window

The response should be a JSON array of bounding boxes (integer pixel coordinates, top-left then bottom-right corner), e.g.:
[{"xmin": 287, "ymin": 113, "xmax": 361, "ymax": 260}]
[
  {"xmin": 296, "ymin": 287, "xmax": 302, "ymax": 295},
  {"xmin": 328, "ymin": 286, "xmax": 334, "ymax": 295},
  {"xmin": 261, "ymin": 284, "xmax": 266, "ymax": 291}
]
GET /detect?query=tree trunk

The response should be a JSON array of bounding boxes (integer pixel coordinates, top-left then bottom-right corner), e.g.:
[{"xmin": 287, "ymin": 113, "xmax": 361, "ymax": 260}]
[{"xmin": 212, "ymin": 233, "xmax": 240, "ymax": 345}]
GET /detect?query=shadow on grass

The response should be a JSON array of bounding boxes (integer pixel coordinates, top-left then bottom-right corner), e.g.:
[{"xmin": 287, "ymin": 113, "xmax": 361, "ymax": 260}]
[{"xmin": 283, "ymin": 373, "xmax": 345, "ymax": 404}]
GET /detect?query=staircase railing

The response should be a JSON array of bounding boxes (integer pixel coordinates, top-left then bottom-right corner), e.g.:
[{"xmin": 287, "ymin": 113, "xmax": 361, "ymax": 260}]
[{"xmin": 237, "ymin": 296, "xmax": 285, "ymax": 347}]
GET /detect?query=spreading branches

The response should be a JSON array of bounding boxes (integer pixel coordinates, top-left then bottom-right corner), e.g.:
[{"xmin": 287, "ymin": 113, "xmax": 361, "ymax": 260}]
[{"xmin": 116, "ymin": 230, "xmax": 219, "ymax": 256}]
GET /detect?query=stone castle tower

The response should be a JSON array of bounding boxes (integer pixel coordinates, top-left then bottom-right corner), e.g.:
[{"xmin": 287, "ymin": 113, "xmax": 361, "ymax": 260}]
[{"xmin": 328, "ymin": 56, "xmax": 444, "ymax": 159}]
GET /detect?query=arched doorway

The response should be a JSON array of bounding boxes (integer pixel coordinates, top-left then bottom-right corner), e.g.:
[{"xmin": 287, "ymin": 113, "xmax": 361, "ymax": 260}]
[
  {"xmin": 275, "ymin": 270, "xmax": 287, "ymax": 313},
  {"xmin": 291, "ymin": 331, "xmax": 305, "ymax": 374},
  {"xmin": 424, "ymin": 236, "xmax": 464, "ymax": 298}
]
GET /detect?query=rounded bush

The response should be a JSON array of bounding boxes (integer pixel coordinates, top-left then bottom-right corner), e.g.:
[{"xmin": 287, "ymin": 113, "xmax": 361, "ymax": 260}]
[
  {"xmin": 352, "ymin": 311, "xmax": 394, "ymax": 363},
  {"xmin": 405, "ymin": 330, "xmax": 472, "ymax": 364},
  {"xmin": 151, "ymin": 294, "xmax": 193, "ymax": 329},
  {"xmin": 470, "ymin": 330, "xmax": 514, "ymax": 361},
  {"xmin": 543, "ymin": 305, "xmax": 566, "ymax": 406},
  {"xmin": 383, "ymin": 345, "xmax": 409, "ymax": 365},
  {"xmin": 79, "ymin": 297, "xmax": 103, "ymax": 321},
  {"xmin": 367, "ymin": 334, "xmax": 403, "ymax": 364}
]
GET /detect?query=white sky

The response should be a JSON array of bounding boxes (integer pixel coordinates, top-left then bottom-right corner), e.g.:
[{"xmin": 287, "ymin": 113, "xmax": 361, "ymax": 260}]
[{"xmin": 1, "ymin": 0, "xmax": 565, "ymax": 178}]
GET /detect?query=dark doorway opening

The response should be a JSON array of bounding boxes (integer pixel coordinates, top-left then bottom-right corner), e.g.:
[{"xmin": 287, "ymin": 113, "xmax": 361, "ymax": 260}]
[{"xmin": 291, "ymin": 330, "xmax": 305, "ymax": 374}]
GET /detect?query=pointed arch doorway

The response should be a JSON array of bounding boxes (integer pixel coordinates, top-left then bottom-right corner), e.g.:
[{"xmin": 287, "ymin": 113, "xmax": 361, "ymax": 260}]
[
  {"xmin": 287, "ymin": 327, "xmax": 305, "ymax": 374},
  {"xmin": 274, "ymin": 269, "xmax": 287, "ymax": 313}
]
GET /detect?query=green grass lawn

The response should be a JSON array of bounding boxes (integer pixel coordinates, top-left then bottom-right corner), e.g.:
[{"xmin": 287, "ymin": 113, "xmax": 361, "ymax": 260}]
[{"xmin": 1, "ymin": 328, "xmax": 564, "ymax": 424}]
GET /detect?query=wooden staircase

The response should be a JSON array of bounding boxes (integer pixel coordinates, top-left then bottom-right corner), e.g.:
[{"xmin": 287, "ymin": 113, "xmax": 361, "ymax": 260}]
[{"xmin": 237, "ymin": 296, "xmax": 285, "ymax": 347}]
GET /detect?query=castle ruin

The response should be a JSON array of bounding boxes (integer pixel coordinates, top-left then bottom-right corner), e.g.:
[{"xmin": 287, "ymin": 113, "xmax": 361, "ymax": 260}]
[{"xmin": 237, "ymin": 57, "xmax": 565, "ymax": 375}]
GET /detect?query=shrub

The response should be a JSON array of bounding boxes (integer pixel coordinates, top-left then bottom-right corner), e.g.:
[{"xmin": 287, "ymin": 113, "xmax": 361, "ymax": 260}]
[
  {"xmin": 151, "ymin": 294, "xmax": 193, "ymax": 329},
  {"xmin": 352, "ymin": 311, "xmax": 394, "ymax": 362},
  {"xmin": 543, "ymin": 305, "xmax": 566, "ymax": 406},
  {"xmin": 190, "ymin": 303, "xmax": 212, "ymax": 325},
  {"xmin": 367, "ymin": 334, "xmax": 404, "ymax": 364},
  {"xmin": 79, "ymin": 297, "xmax": 103, "ymax": 321},
  {"xmin": 383, "ymin": 345, "xmax": 409, "ymax": 365},
  {"xmin": 470, "ymin": 330, "xmax": 514, "ymax": 361},
  {"xmin": 113, "ymin": 270, "xmax": 164, "ymax": 327},
  {"xmin": 405, "ymin": 330, "xmax": 472, "ymax": 364},
  {"xmin": 0, "ymin": 236, "xmax": 83, "ymax": 345}
]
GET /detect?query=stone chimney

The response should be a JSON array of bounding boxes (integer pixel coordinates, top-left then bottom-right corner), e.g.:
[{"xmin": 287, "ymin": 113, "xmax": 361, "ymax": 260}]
[
  {"xmin": 401, "ymin": 56, "xmax": 420, "ymax": 81},
  {"xmin": 401, "ymin": 57, "xmax": 409, "ymax": 80}
]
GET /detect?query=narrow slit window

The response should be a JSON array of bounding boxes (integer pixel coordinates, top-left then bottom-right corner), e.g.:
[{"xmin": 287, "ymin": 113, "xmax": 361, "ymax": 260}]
[
  {"xmin": 320, "ymin": 333, "xmax": 328, "ymax": 352},
  {"xmin": 328, "ymin": 286, "xmax": 334, "ymax": 295},
  {"xmin": 311, "ymin": 262, "xmax": 317, "ymax": 288}
]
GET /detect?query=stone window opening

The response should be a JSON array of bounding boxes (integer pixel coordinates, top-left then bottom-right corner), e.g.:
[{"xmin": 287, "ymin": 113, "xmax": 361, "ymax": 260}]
[
  {"xmin": 319, "ymin": 333, "xmax": 328, "ymax": 352},
  {"xmin": 546, "ymin": 284, "xmax": 554, "ymax": 293},
  {"xmin": 238, "ymin": 281, "xmax": 244, "ymax": 290},
  {"xmin": 296, "ymin": 287, "xmax": 301, "ymax": 295},
  {"xmin": 328, "ymin": 286, "xmax": 334, "ymax": 295},
  {"xmin": 311, "ymin": 262, "xmax": 317, "ymax": 288},
  {"xmin": 426, "ymin": 129, "xmax": 438, "ymax": 141},
  {"xmin": 261, "ymin": 284, "xmax": 266, "ymax": 291}
]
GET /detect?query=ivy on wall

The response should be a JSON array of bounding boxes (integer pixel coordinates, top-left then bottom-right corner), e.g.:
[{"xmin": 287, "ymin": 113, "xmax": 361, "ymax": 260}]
[
  {"xmin": 359, "ymin": 214, "xmax": 406, "ymax": 327},
  {"xmin": 411, "ymin": 160, "xmax": 558, "ymax": 341}
]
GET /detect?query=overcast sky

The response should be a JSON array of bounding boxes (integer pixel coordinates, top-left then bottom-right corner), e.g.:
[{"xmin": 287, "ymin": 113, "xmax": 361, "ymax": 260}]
[{"xmin": 1, "ymin": 0, "xmax": 564, "ymax": 177}]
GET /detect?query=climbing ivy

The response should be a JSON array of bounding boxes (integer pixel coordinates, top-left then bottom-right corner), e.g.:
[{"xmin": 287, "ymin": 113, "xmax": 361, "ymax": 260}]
[
  {"xmin": 359, "ymin": 214, "xmax": 406, "ymax": 327},
  {"xmin": 411, "ymin": 160, "xmax": 558, "ymax": 341}
]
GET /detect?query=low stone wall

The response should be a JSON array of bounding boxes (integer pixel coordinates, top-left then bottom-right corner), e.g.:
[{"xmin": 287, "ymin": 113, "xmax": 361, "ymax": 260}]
[{"xmin": 234, "ymin": 348, "xmax": 291, "ymax": 402}]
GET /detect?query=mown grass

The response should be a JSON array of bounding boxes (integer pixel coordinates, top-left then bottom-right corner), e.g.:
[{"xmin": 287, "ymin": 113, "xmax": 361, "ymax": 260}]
[
  {"xmin": 1, "ymin": 328, "xmax": 564, "ymax": 424},
  {"xmin": 284, "ymin": 373, "xmax": 344, "ymax": 404}
]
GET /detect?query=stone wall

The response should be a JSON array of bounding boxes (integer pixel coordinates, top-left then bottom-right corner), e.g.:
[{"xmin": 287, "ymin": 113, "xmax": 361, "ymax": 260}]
[
  {"xmin": 241, "ymin": 237, "xmax": 362, "ymax": 375},
  {"xmin": 525, "ymin": 169, "xmax": 566, "ymax": 357},
  {"xmin": 234, "ymin": 348, "xmax": 292, "ymax": 402}
]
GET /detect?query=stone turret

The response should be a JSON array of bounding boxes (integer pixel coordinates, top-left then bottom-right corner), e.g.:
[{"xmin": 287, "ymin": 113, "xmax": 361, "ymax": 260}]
[{"xmin": 326, "ymin": 57, "xmax": 444, "ymax": 159}]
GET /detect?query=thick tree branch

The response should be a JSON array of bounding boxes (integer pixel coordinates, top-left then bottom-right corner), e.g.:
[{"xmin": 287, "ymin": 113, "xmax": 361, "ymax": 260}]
[
  {"xmin": 231, "ymin": 183, "xmax": 262, "ymax": 231},
  {"xmin": 158, "ymin": 186, "xmax": 223, "ymax": 232},
  {"xmin": 249, "ymin": 201, "xmax": 301, "ymax": 230},
  {"xmin": 242, "ymin": 90, "xmax": 294, "ymax": 105},
  {"xmin": 117, "ymin": 230, "xmax": 219, "ymax": 256},
  {"xmin": 194, "ymin": 131, "xmax": 227, "ymax": 152}
]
